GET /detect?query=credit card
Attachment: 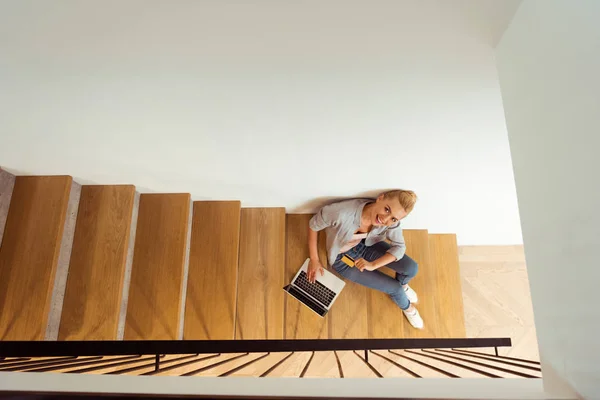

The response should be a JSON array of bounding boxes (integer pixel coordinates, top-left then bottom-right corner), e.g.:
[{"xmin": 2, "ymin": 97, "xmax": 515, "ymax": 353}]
[{"xmin": 341, "ymin": 254, "xmax": 355, "ymax": 267}]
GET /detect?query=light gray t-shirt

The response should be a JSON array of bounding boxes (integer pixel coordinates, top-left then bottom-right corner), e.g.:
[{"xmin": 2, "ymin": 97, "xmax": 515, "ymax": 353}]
[{"xmin": 309, "ymin": 198, "xmax": 407, "ymax": 265}]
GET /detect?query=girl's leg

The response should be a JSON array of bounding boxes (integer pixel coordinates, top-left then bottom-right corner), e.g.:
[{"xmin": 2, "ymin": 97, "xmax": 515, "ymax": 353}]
[
  {"xmin": 332, "ymin": 259, "xmax": 410, "ymax": 310},
  {"xmin": 362, "ymin": 241, "xmax": 419, "ymax": 286}
]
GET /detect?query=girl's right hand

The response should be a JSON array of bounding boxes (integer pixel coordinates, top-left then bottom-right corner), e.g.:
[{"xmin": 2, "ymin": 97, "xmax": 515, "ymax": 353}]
[{"xmin": 308, "ymin": 259, "xmax": 324, "ymax": 283}]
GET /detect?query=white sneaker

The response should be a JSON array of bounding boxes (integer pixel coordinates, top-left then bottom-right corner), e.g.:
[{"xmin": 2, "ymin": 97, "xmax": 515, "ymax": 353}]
[
  {"xmin": 403, "ymin": 307, "xmax": 424, "ymax": 329},
  {"xmin": 404, "ymin": 285, "xmax": 418, "ymax": 303}
]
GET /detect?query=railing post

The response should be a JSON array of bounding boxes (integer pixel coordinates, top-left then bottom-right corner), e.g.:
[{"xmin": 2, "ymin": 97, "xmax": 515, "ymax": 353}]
[
  {"xmin": 495, "ymin": 347, "xmax": 499, "ymax": 357},
  {"xmin": 155, "ymin": 354, "xmax": 160, "ymax": 372},
  {"xmin": 364, "ymin": 350, "xmax": 368, "ymax": 362}
]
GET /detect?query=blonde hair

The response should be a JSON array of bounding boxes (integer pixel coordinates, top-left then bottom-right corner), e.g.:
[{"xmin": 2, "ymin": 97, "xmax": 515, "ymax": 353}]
[{"xmin": 383, "ymin": 190, "xmax": 418, "ymax": 214}]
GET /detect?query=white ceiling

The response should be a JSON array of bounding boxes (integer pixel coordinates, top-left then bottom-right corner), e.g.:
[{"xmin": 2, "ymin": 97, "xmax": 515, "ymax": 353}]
[{"xmin": 436, "ymin": 0, "xmax": 523, "ymax": 46}]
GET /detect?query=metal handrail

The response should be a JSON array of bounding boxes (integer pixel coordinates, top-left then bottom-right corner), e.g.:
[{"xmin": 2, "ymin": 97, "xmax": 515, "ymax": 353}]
[{"xmin": 0, "ymin": 337, "xmax": 512, "ymax": 357}]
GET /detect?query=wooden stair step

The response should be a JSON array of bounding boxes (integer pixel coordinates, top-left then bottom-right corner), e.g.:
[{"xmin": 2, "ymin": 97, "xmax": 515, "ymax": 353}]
[
  {"xmin": 151, "ymin": 353, "xmax": 237, "ymax": 376},
  {"xmin": 124, "ymin": 193, "xmax": 191, "ymax": 340},
  {"xmin": 429, "ymin": 234, "xmax": 466, "ymax": 337},
  {"xmin": 383, "ymin": 349, "xmax": 454, "ymax": 378},
  {"xmin": 367, "ymin": 240, "xmax": 406, "ymax": 338},
  {"xmin": 302, "ymin": 351, "xmax": 341, "ymax": 378},
  {"xmin": 261, "ymin": 351, "xmax": 313, "ymax": 377},
  {"xmin": 197, "ymin": 352, "xmax": 268, "ymax": 376},
  {"xmin": 58, "ymin": 185, "xmax": 136, "ymax": 340},
  {"xmin": 0, "ymin": 168, "xmax": 16, "ymax": 245},
  {"xmin": 228, "ymin": 352, "xmax": 292, "ymax": 377},
  {"xmin": 0, "ymin": 176, "xmax": 72, "ymax": 340},
  {"xmin": 184, "ymin": 201, "xmax": 241, "ymax": 340},
  {"xmin": 336, "ymin": 350, "xmax": 379, "ymax": 378},
  {"xmin": 402, "ymin": 229, "xmax": 440, "ymax": 338},
  {"xmin": 367, "ymin": 350, "xmax": 417, "ymax": 378},
  {"xmin": 235, "ymin": 208, "xmax": 285, "ymax": 339},
  {"xmin": 366, "ymin": 231, "xmax": 432, "ymax": 339},
  {"xmin": 284, "ymin": 214, "xmax": 328, "ymax": 339}
]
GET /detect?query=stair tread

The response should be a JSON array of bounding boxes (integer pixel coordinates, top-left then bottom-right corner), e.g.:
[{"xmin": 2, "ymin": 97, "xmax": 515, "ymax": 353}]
[
  {"xmin": 0, "ymin": 168, "xmax": 16, "ymax": 246},
  {"xmin": 235, "ymin": 208, "xmax": 285, "ymax": 339},
  {"xmin": 124, "ymin": 193, "xmax": 191, "ymax": 340},
  {"xmin": 402, "ymin": 229, "xmax": 440, "ymax": 338},
  {"xmin": 58, "ymin": 185, "xmax": 136, "ymax": 340},
  {"xmin": 184, "ymin": 201, "xmax": 241, "ymax": 340},
  {"xmin": 284, "ymin": 214, "xmax": 328, "ymax": 339},
  {"xmin": 430, "ymin": 233, "xmax": 466, "ymax": 337},
  {"xmin": 367, "ymin": 230, "xmax": 408, "ymax": 338},
  {"xmin": 0, "ymin": 175, "xmax": 72, "ymax": 340}
]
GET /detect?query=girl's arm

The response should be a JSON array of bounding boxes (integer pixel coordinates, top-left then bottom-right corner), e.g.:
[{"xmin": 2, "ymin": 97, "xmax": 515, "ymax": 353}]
[
  {"xmin": 307, "ymin": 228, "xmax": 324, "ymax": 282},
  {"xmin": 357, "ymin": 226, "xmax": 405, "ymax": 272},
  {"xmin": 356, "ymin": 252, "xmax": 396, "ymax": 271}
]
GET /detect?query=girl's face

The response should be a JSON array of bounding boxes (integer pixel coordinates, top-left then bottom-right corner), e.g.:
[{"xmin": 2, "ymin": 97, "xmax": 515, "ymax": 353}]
[{"xmin": 370, "ymin": 194, "xmax": 407, "ymax": 227}]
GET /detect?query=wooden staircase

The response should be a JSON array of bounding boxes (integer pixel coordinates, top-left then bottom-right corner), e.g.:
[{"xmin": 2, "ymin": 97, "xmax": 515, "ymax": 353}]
[{"xmin": 0, "ymin": 170, "xmax": 466, "ymax": 342}]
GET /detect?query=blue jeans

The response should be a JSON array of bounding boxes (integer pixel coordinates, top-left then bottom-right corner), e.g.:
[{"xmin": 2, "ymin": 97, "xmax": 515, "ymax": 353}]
[{"xmin": 332, "ymin": 240, "xmax": 418, "ymax": 310}]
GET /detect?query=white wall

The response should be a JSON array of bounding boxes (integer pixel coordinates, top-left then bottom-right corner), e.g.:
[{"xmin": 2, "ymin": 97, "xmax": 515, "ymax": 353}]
[
  {"xmin": 496, "ymin": 0, "xmax": 600, "ymax": 398},
  {"xmin": 0, "ymin": 0, "xmax": 522, "ymax": 245}
]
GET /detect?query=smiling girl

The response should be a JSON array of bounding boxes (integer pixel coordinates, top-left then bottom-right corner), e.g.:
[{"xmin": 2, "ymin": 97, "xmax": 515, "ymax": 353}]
[{"xmin": 307, "ymin": 190, "xmax": 423, "ymax": 329}]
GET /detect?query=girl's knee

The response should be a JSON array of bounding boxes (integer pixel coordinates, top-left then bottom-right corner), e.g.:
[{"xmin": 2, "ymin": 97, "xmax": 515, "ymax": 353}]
[{"xmin": 404, "ymin": 257, "xmax": 418, "ymax": 278}]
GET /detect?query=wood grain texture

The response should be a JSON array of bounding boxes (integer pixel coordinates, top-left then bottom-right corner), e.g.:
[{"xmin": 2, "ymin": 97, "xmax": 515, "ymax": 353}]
[
  {"xmin": 336, "ymin": 351, "xmax": 378, "ymax": 378},
  {"xmin": 198, "ymin": 353, "xmax": 267, "ymax": 376},
  {"xmin": 228, "ymin": 352, "xmax": 291, "ymax": 377},
  {"xmin": 368, "ymin": 351, "xmax": 414, "ymax": 378},
  {"xmin": 235, "ymin": 208, "xmax": 285, "ymax": 339},
  {"xmin": 459, "ymin": 245, "xmax": 539, "ymax": 361},
  {"xmin": 429, "ymin": 234, "xmax": 466, "ymax": 337},
  {"xmin": 264, "ymin": 352, "xmax": 313, "ymax": 377},
  {"xmin": 302, "ymin": 351, "xmax": 340, "ymax": 378},
  {"xmin": 58, "ymin": 185, "xmax": 135, "ymax": 340},
  {"xmin": 0, "ymin": 176, "xmax": 72, "ymax": 340},
  {"xmin": 328, "ymin": 279, "xmax": 368, "ymax": 339},
  {"xmin": 124, "ymin": 193, "xmax": 191, "ymax": 340},
  {"xmin": 151, "ymin": 353, "xmax": 232, "ymax": 376},
  {"xmin": 403, "ymin": 230, "xmax": 440, "ymax": 338},
  {"xmin": 184, "ymin": 201, "xmax": 241, "ymax": 340},
  {"xmin": 284, "ymin": 214, "xmax": 328, "ymax": 339}
]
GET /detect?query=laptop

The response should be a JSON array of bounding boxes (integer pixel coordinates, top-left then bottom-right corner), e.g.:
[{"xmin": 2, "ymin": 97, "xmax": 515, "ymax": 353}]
[{"xmin": 283, "ymin": 258, "xmax": 346, "ymax": 317}]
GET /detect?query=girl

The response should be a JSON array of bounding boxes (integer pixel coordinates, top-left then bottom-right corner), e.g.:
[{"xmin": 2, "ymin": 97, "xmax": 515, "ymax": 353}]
[{"xmin": 307, "ymin": 190, "xmax": 423, "ymax": 329}]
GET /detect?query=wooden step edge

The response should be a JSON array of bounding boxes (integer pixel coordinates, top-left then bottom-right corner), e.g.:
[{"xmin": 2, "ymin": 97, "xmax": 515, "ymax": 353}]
[
  {"xmin": 0, "ymin": 168, "xmax": 16, "ymax": 247},
  {"xmin": 45, "ymin": 179, "xmax": 81, "ymax": 340},
  {"xmin": 177, "ymin": 198, "xmax": 194, "ymax": 340},
  {"xmin": 117, "ymin": 191, "xmax": 141, "ymax": 340}
]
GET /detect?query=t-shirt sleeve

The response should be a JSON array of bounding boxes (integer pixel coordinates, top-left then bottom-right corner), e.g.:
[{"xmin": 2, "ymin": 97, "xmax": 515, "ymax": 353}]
[
  {"xmin": 386, "ymin": 225, "xmax": 407, "ymax": 260},
  {"xmin": 309, "ymin": 204, "xmax": 337, "ymax": 231}
]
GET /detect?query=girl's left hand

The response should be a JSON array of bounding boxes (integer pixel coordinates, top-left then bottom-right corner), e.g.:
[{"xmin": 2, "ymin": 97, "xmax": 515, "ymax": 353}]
[{"xmin": 356, "ymin": 258, "xmax": 378, "ymax": 272}]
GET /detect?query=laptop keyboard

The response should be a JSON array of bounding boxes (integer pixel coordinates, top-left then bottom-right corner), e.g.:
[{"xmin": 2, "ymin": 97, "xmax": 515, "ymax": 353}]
[{"xmin": 294, "ymin": 271, "xmax": 336, "ymax": 307}]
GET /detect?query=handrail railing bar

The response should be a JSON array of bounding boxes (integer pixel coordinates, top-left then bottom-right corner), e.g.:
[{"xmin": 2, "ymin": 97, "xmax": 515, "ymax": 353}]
[
  {"xmin": 436, "ymin": 349, "xmax": 542, "ymax": 372},
  {"xmin": 142, "ymin": 353, "xmax": 221, "ymax": 376},
  {"xmin": 0, "ymin": 338, "xmax": 512, "ymax": 357},
  {"xmin": 299, "ymin": 351, "xmax": 315, "ymax": 377},
  {"xmin": 352, "ymin": 350, "xmax": 382, "ymax": 378},
  {"xmin": 451, "ymin": 348, "xmax": 541, "ymax": 365},
  {"xmin": 422, "ymin": 350, "xmax": 540, "ymax": 378},
  {"xmin": 370, "ymin": 350, "xmax": 420, "ymax": 378},
  {"xmin": 260, "ymin": 352, "xmax": 295, "ymax": 377},
  {"xmin": 387, "ymin": 350, "xmax": 459, "ymax": 378},
  {"xmin": 181, "ymin": 353, "xmax": 250, "ymax": 377},
  {"xmin": 404, "ymin": 350, "xmax": 502, "ymax": 378}
]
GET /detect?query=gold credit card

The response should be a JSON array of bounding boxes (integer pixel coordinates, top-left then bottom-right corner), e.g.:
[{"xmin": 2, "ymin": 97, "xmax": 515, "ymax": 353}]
[{"xmin": 341, "ymin": 254, "xmax": 355, "ymax": 267}]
